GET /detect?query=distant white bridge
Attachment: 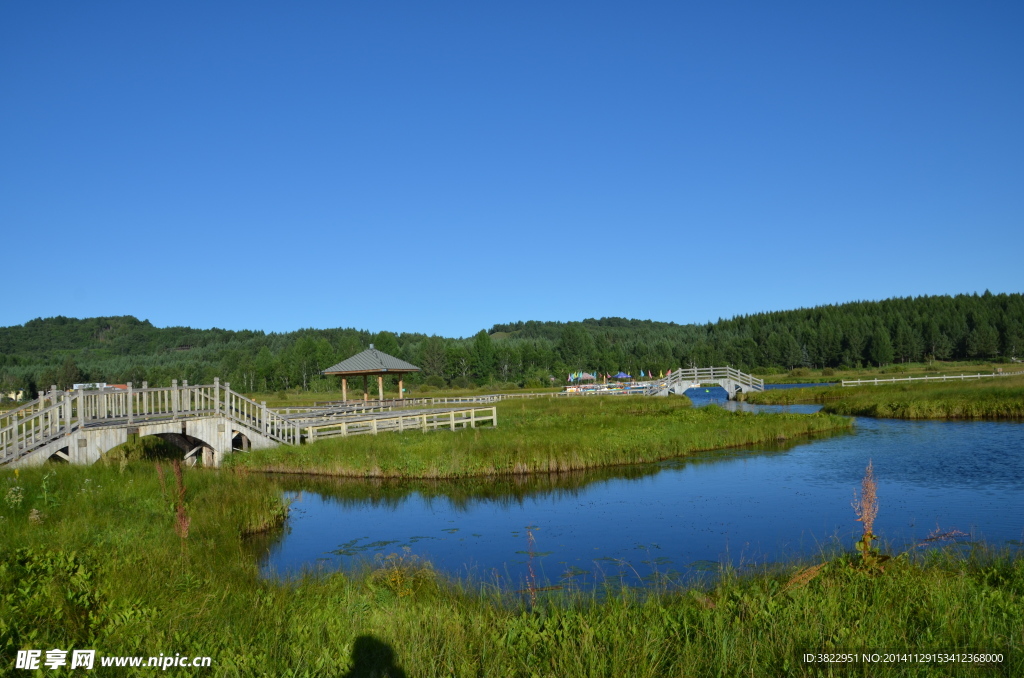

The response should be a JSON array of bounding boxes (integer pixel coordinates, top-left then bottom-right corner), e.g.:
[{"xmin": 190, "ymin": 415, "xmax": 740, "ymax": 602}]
[{"xmin": 643, "ymin": 366, "xmax": 764, "ymax": 399}]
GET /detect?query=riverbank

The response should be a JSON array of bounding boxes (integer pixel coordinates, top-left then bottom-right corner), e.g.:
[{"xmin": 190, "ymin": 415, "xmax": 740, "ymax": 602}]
[
  {"xmin": 745, "ymin": 374, "xmax": 1024, "ymax": 419},
  {"xmin": 1, "ymin": 464, "xmax": 1020, "ymax": 676},
  {"xmin": 226, "ymin": 397, "xmax": 853, "ymax": 478}
]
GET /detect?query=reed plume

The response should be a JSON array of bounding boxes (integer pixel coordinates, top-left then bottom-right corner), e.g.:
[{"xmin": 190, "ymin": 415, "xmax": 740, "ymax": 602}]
[{"xmin": 852, "ymin": 460, "xmax": 878, "ymax": 562}]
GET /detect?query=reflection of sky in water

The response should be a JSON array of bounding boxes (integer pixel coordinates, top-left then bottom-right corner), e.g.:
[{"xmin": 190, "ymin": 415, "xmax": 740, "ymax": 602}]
[{"xmin": 259, "ymin": 400, "xmax": 1024, "ymax": 588}]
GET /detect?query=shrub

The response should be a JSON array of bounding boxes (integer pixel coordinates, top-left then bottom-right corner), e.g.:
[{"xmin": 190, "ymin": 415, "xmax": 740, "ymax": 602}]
[
  {"xmin": 425, "ymin": 375, "xmax": 446, "ymax": 389},
  {"xmin": 821, "ymin": 368, "xmax": 835, "ymax": 376}
]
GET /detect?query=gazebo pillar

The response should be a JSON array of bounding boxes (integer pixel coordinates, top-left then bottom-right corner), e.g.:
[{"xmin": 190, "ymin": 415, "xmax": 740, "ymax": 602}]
[
  {"xmin": 341, "ymin": 378, "xmax": 347, "ymax": 402},
  {"xmin": 398, "ymin": 376, "xmax": 404, "ymax": 400},
  {"xmin": 377, "ymin": 375, "xmax": 384, "ymax": 401},
  {"xmin": 363, "ymin": 375, "xmax": 368, "ymax": 401}
]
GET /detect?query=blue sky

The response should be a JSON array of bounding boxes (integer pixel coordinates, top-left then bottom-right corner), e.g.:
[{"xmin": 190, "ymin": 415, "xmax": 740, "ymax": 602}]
[{"xmin": 2, "ymin": 2, "xmax": 1021, "ymax": 337}]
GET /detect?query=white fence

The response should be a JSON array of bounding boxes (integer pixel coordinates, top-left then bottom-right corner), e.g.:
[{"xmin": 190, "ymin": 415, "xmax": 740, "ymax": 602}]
[{"xmin": 842, "ymin": 370, "xmax": 1024, "ymax": 387}]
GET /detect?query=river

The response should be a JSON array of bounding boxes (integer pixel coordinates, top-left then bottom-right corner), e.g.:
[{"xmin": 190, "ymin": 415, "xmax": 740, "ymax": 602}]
[{"xmin": 255, "ymin": 388, "xmax": 1024, "ymax": 587}]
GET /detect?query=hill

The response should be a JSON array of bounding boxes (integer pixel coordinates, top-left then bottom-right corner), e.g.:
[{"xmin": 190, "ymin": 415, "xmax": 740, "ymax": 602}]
[{"xmin": 0, "ymin": 293, "xmax": 1020, "ymax": 397}]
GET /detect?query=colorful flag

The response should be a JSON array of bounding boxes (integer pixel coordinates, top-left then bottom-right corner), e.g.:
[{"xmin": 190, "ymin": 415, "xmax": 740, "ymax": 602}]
[{"xmin": 640, "ymin": 369, "xmax": 645, "ymax": 377}]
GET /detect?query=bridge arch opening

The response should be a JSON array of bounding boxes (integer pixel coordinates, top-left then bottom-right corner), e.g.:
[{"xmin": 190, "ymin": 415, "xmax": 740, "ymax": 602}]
[
  {"xmin": 46, "ymin": 446, "xmax": 70, "ymax": 464},
  {"xmin": 150, "ymin": 432, "xmax": 219, "ymax": 467},
  {"xmin": 232, "ymin": 431, "xmax": 251, "ymax": 452},
  {"xmin": 98, "ymin": 433, "xmax": 218, "ymax": 467}
]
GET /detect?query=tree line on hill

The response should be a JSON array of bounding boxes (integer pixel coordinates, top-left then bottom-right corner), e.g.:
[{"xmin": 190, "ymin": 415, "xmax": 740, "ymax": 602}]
[{"xmin": 0, "ymin": 293, "xmax": 1020, "ymax": 400}]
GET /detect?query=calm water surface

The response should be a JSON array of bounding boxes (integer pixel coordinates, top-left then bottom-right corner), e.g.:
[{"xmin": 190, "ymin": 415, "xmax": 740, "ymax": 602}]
[{"xmin": 257, "ymin": 389, "xmax": 1024, "ymax": 586}]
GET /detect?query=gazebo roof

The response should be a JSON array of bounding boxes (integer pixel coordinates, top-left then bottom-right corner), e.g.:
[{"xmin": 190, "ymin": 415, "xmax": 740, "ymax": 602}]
[{"xmin": 321, "ymin": 344, "xmax": 421, "ymax": 376}]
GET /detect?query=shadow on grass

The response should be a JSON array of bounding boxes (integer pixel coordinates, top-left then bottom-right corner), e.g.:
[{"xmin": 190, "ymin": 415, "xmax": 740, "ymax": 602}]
[{"xmin": 342, "ymin": 635, "xmax": 407, "ymax": 678}]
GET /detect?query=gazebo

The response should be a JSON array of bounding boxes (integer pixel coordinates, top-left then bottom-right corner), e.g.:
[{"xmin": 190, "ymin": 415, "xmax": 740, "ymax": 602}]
[{"xmin": 321, "ymin": 344, "xmax": 421, "ymax": 402}]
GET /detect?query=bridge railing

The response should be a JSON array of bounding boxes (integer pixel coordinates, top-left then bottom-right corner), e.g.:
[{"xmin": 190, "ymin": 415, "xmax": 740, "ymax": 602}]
[
  {"xmin": 642, "ymin": 366, "xmax": 764, "ymax": 395},
  {"xmin": 1, "ymin": 379, "xmax": 308, "ymax": 465},
  {"xmin": 0, "ymin": 393, "xmax": 75, "ymax": 466},
  {"xmin": 222, "ymin": 386, "xmax": 300, "ymax": 445}
]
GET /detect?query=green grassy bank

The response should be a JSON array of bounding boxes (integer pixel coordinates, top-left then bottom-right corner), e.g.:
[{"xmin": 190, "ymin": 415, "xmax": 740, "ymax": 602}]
[
  {"xmin": 1, "ymin": 464, "xmax": 1021, "ymax": 677},
  {"xmin": 746, "ymin": 375, "xmax": 1024, "ymax": 419},
  {"xmin": 227, "ymin": 397, "xmax": 853, "ymax": 478}
]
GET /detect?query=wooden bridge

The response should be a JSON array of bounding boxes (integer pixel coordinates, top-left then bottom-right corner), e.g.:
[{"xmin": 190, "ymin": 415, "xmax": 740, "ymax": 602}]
[
  {"xmin": 643, "ymin": 366, "xmax": 764, "ymax": 399},
  {"xmin": 0, "ymin": 379, "xmax": 496, "ymax": 469}
]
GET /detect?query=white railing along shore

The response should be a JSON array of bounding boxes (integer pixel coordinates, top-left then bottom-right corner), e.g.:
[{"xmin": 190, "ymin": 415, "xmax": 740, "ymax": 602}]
[
  {"xmin": 305, "ymin": 406, "xmax": 497, "ymax": 441},
  {"xmin": 842, "ymin": 370, "xmax": 1024, "ymax": 387}
]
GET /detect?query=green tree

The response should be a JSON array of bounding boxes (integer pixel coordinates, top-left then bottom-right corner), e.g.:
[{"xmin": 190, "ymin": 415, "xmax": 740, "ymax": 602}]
[
  {"xmin": 868, "ymin": 327, "xmax": 894, "ymax": 367},
  {"xmin": 372, "ymin": 331, "xmax": 400, "ymax": 356},
  {"xmin": 56, "ymin": 356, "xmax": 81, "ymax": 390},
  {"xmin": 557, "ymin": 324, "xmax": 593, "ymax": 371},
  {"xmin": 255, "ymin": 346, "xmax": 275, "ymax": 391},
  {"xmin": 967, "ymin": 324, "xmax": 1000, "ymax": 359},
  {"xmin": 419, "ymin": 336, "xmax": 447, "ymax": 377},
  {"xmin": 470, "ymin": 330, "xmax": 495, "ymax": 383},
  {"xmin": 445, "ymin": 344, "xmax": 471, "ymax": 381}
]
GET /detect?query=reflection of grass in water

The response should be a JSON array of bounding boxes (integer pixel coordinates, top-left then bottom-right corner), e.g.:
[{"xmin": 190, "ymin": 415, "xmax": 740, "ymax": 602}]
[
  {"xmin": 264, "ymin": 426, "xmax": 851, "ymax": 515},
  {"xmin": 229, "ymin": 396, "xmax": 852, "ymax": 478}
]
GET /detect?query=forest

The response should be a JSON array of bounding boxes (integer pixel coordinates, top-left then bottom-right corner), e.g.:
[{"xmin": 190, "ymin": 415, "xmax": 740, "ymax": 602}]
[{"xmin": 0, "ymin": 292, "xmax": 1021, "ymax": 398}]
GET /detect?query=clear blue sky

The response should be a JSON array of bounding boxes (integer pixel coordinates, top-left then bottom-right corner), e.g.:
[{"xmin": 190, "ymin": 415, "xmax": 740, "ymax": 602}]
[{"xmin": 2, "ymin": 2, "xmax": 1021, "ymax": 337}]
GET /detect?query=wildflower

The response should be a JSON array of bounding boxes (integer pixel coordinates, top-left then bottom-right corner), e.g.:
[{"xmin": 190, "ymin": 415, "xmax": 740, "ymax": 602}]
[{"xmin": 4, "ymin": 486, "xmax": 23, "ymax": 509}]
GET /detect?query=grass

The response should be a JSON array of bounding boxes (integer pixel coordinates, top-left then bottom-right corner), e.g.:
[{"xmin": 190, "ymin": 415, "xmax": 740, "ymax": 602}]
[
  {"xmin": 746, "ymin": 374, "xmax": 1024, "ymax": 419},
  {"xmin": 226, "ymin": 396, "xmax": 854, "ymax": 478},
  {"xmin": 1, "ymin": 463, "xmax": 1021, "ymax": 676}
]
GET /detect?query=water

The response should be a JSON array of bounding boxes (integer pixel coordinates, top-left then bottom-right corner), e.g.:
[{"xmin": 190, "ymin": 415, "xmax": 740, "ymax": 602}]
[{"xmin": 256, "ymin": 397, "xmax": 1024, "ymax": 587}]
